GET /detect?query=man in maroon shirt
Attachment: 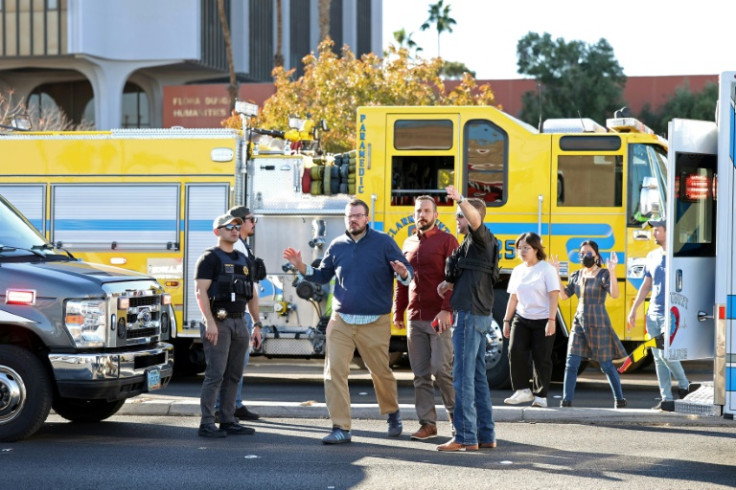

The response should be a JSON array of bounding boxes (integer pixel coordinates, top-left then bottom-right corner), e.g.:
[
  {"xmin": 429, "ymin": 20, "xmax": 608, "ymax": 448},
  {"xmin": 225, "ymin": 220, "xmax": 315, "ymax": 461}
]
[{"xmin": 394, "ymin": 195, "xmax": 459, "ymax": 440}]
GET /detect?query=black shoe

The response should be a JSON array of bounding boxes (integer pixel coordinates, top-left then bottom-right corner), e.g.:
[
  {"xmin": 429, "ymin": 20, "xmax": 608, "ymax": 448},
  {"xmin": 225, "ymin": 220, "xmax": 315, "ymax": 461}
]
[
  {"xmin": 677, "ymin": 388, "xmax": 689, "ymax": 399},
  {"xmin": 688, "ymin": 383, "xmax": 702, "ymax": 394},
  {"xmin": 198, "ymin": 423, "xmax": 227, "ymax": 438},
  {"xmin": 615, "ymin": 398, "xmax": 627, "ymax": 409},
  {"xmin": 560, "ymin": 400, "xmax": 572, "ymax": 408},
  {"xmin": 234, "ymin": 406, "xmax": 260, "ymax": 421},
  {"xmin": 652, "ymin": 400, "xmax": 675, "ymax": 411},
  {"xmin": 220, "ymin": 422, "xmax": 256, "ymax": 435}
]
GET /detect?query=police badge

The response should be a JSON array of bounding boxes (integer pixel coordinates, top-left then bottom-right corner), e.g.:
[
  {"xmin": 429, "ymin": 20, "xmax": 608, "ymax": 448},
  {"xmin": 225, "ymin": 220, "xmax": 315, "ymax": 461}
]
[
  {"xmin": 216, "ymin": 309, "xmax": 228, "ymax": 320},
  {"xmin": 243, "ymin": 265, "xmax": 249, "ymax": 276}
]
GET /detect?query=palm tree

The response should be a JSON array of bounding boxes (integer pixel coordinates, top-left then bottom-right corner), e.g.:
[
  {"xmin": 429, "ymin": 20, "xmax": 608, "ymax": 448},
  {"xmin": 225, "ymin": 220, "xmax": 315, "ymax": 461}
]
[
  {"xmin": 392, "ymin": 28, "xmax": 423, "ymax": 57},
  {"xmin": 217, "ymin": 0, "xmax": 237, "ymax": 111},
  {"xmin": 420, "ymin": 0, "xmax": 456, "ymax": 58}
]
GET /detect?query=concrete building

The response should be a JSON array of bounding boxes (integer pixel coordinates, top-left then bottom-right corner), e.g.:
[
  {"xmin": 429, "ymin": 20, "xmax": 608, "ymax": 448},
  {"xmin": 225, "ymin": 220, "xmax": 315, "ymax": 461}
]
[{"xmin": 0, "ymin": 0, "xmax": 382, "ymax": 129}]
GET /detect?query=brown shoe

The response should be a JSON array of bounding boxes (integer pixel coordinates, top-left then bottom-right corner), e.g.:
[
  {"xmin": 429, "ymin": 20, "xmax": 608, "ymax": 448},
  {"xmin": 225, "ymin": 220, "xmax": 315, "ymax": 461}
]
[
  {"xmin": 479, "ymin": 441, "xmax": 497, "ymax": 449},
  {"xmin": 436, "ymin": 439, "xmax": 479, "ymax": 452},
  {"xmin": 410, "ymin": 423, "xmax": 438, "ymax": 441}
]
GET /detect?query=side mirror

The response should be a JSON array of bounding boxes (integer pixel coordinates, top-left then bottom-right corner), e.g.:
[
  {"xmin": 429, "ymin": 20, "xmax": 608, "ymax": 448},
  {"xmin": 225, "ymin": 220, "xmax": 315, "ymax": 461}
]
[{"xmin": 639, "ymin": 176, "xmax": 661, "ymax": 217}]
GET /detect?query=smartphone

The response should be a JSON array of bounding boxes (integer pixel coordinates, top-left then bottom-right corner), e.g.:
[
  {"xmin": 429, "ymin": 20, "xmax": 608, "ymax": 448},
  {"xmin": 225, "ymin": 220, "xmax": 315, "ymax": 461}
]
[{"xmin": 431, "ymin": 318, "xmax": 440, "ymax": 332}]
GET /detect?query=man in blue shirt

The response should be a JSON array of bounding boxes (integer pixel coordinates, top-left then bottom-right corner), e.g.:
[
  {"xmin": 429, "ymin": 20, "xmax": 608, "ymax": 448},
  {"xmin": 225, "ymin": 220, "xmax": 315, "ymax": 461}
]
[
  {"xmin": 283, "ymin": 199, "xmax": 413, "ymax": 444},
  {"xmin": 628, "ymin": 219, "xmax": 696, "ymax": 410}
]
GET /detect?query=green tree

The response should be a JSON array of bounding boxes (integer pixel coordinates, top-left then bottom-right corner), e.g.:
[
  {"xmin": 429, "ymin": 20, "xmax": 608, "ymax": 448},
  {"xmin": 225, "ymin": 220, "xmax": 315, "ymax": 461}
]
[
  {"xmin": 246, "ymin": 39, "xmax": 497, "ymax": 153},
  {"xmin": 441, "ymin": 60, "xmax": 475, "ymax": 79},
  {"xmin": 420, "ymin": 0, "xmax": 456, "ymax": 58},
  {"xmin": 638, "ymin": 82, "xmax": 718, "ymax": 135},
  {"xmin": 516, "ymin": 32, "xmax": 626, "ymax": 128}
]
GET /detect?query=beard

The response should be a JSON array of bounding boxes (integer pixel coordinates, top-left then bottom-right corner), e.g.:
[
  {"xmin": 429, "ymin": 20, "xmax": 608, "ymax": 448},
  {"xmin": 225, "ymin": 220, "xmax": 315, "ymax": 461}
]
[
  {"xmin": 348, "ymin": 223, "xmax": 367, "ymax": 236},
  {"xmin": 417, "ymin": 220, "xmax": 433, "ymax": 232}
]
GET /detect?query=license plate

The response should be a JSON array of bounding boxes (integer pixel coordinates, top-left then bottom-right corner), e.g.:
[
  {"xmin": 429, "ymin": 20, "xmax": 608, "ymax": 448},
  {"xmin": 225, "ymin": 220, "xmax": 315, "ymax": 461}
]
[{"xmin": 146, "ymin": 368, "xmax": 161, "ymax": 392}]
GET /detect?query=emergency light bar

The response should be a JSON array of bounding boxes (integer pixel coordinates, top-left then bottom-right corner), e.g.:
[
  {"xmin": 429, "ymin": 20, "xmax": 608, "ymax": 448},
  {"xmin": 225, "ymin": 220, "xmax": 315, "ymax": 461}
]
[
  {"xmin": 606, "ymin": 117, "xmax": 655, "ymax": 135},
  {"xmin": 541, "ymin": 118, "xmax": 607, "ymax": 133}
]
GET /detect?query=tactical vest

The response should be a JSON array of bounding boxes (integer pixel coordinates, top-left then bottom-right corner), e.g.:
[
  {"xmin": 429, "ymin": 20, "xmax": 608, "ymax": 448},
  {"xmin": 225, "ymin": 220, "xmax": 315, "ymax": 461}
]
[{"xmin": 207, "ymin": 247, "xmax": 254, "ymax": 309}]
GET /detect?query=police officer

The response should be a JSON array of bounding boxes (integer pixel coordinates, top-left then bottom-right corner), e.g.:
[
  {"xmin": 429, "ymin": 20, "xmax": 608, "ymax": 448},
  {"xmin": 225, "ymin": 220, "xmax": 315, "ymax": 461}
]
[{"xmin": 195, "ymin": 213, "xmax": 257, "ymax": 438}]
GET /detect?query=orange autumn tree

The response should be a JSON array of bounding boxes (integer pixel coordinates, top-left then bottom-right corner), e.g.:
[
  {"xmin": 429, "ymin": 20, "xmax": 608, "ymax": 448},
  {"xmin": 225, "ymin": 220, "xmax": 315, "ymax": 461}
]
[{"xmin": 227, "ymin": 39, "xmax": 498, "ymax": 154}]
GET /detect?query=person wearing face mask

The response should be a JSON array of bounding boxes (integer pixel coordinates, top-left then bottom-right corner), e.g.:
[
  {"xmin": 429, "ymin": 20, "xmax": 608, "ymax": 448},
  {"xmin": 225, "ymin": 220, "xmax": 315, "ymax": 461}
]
[
  {"xmin": 502, "ymin": 232, "xmax": 560, "ymax": 408},
  {"xmin": 551, "ymin": 240, "xmax": 628, "ymax": 408}
]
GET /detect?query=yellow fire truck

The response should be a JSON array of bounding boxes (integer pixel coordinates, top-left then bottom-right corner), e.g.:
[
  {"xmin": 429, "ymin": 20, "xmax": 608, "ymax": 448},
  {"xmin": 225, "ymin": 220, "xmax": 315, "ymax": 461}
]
[{"xmin": 0, "ymin": 104, "xmax": 666, "ymax": 386}]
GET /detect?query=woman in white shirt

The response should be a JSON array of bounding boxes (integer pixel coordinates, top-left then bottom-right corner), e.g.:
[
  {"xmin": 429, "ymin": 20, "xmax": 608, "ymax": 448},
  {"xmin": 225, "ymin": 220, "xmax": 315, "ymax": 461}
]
[{"xmin": 502, "ymin": 232, "xmax": 560, "ymax": 408}]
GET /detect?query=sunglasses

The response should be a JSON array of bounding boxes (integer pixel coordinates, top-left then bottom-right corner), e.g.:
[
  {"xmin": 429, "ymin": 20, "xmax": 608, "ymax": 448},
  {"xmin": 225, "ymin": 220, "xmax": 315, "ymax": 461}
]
[
  {"xmin": 219, "ymin": 224, "xmax": 242, "ymax": 231},
  {"xmin": 243, "ymin": 217, "xmax": 258, "ymax": 223}
]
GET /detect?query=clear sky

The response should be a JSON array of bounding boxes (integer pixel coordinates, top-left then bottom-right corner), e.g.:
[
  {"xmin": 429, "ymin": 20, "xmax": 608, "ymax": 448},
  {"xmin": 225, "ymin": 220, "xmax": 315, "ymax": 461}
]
[{"xmin": 382, "ymin": 0, "xmax": 727, "ymax": 80}]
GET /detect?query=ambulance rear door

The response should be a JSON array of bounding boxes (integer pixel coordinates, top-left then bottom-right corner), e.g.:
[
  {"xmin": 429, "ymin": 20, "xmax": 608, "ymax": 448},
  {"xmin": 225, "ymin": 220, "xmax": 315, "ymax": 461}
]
[{"xmin": 665, "ymin": 119, "xmax": 717, "ymax": 360}]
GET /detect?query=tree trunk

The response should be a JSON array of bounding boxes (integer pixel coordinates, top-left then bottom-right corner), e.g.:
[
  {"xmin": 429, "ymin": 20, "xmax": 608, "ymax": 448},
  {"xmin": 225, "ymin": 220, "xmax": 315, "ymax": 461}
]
[
  {"xmin": 217, "ymin": 0, "xmax": 237, "ymax": 112},
  {"xmin": 319, "ymin": 0, "xmax": 331, "ymax": 42},
  {"xmin": 274, "ymin": 0, "xmax": 284, "ymax": 67}
]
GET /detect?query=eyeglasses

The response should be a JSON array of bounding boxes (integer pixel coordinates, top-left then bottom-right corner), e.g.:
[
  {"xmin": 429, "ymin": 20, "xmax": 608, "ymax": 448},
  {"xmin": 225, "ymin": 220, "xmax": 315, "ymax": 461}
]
[
  {"xmin": 219, "ymin": 224, "xmax": 242, "ymax": 231},
  {"xmin": 345, "ymin": 213, "xmax": 367, "ymax": 220},
  {"xmin": 578, "ymin": 252, "xmax": 594, "ymax": 258},
  {"xmin": 516, "ymin": 246, "xmax": 533, "ymax": 252},
  {"xmin": 243, "ymin": 217, "xmax": 258, "ymax": 223}
]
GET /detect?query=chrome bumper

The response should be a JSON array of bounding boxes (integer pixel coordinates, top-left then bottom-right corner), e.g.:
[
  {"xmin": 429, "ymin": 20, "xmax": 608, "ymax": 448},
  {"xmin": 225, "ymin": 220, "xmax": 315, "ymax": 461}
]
[{"xmin": 49, "ymin": 342, "xmax": 174, "ymax": 382}]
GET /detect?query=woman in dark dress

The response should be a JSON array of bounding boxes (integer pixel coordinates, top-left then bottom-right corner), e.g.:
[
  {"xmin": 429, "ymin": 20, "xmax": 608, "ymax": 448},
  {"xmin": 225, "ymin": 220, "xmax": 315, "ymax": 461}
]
[{"xmin": 552, "ymin": 240, "xmax": 628, "ymax": 408}]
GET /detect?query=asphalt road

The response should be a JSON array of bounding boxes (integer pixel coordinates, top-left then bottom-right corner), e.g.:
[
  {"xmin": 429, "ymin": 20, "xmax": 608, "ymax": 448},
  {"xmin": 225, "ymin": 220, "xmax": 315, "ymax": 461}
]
[{"xmin": 4, "ymin": 415, "xmax": 735, "ymax": 489}]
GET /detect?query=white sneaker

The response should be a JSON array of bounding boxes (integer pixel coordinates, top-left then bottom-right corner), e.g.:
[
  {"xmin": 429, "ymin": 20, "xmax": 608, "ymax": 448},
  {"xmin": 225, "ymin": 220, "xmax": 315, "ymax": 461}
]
[
  {"xmin": 531, "ymin": 396, "xmax": 547, "ymax": 408},
  {"xmin": 504, "ymin": 389, "xmax": 534, "ymax": 405}
]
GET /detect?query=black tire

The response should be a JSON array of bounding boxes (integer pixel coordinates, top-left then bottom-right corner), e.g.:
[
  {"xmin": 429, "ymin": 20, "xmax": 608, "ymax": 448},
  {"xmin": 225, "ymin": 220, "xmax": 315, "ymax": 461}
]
[
  {"xmin": 0, "ymin": 345, "xmax": 53, "ymax": 442},
  {"xmin": 52, "ymin": 398, "xmax": 126, "ymax": 423},
  {"xmin": 485, "ymin": 320, "xmax": 511, "ymax": 389},
  {"xmin": 487, "ymin": 288, "xmax": 511, "ymax": 389}
]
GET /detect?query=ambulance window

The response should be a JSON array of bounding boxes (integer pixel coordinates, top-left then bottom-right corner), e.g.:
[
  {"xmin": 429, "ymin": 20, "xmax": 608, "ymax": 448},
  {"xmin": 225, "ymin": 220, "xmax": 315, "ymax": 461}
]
[
  {"xmin": 464, "ymin": 120, "xmax": 507, "ymax": 205},
  {"xmin": 390, "ymin": 156, "xmax": 455, "ymax": 206},
  {"xmin": 394, "ymin": 120, "xmax": 453, "ymax": 150},
  {"xmin": 672, "ymin": 153, "xmax": 716, "ymax": 257},
  {"xmin": 557, "ymin": 155, "xmax": 623, "ymax": 207}
]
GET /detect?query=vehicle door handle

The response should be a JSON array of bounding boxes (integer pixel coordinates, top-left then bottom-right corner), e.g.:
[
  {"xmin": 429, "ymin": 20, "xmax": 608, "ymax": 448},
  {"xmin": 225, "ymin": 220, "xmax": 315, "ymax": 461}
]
[{"xmin": 698, "ymin": 311, "xmax": 714, "ymax": 322}]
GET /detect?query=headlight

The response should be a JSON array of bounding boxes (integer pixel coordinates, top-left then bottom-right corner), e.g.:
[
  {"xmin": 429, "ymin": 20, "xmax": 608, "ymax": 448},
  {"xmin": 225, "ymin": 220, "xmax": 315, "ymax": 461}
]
[{"xmin": 65, "ymin": 299, "xmax": 107, "ymax": 348}]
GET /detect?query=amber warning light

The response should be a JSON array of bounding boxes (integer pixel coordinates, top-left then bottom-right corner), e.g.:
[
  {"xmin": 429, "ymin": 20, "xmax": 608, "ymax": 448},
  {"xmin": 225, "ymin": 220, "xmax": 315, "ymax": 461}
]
[{"xmin": 6, "ymin": 289, "xmax": 37, "ymax": 305}]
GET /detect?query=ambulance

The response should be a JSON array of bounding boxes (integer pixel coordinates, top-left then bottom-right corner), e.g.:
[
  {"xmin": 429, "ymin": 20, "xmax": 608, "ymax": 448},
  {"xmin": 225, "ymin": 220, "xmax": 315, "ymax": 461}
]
[
  {"xmin": 647, "ymin": 71, "xmax": 736, "ymax": 418},
  {"xmin": 0, "ymin": 102, "xmax": 667, "ymax": 386}
]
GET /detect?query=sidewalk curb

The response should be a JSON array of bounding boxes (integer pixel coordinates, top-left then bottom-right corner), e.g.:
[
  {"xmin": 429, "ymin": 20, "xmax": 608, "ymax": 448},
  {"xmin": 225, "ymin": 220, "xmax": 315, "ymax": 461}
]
[{"xmin": 121, "ymin": 398, "xmax": 731, "ymax": 425}]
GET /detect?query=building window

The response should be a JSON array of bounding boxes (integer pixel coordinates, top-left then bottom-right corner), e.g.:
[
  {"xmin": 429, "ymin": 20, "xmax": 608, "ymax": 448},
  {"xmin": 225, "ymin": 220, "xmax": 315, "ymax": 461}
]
[{"xmin": 122, "ymin": 83, "xmax": 149, "ymax": 128}]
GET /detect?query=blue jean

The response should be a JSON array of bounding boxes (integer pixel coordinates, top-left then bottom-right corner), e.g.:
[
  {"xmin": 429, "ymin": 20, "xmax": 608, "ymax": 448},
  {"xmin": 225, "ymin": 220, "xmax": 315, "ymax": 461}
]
[
  {"xmin": 562, "ymin": 354, "xmax": 624, "ymax": 402},
  {"xmin": 646, "ymin": 314, "xmax": 689, "ymax": 401},
  {"xmin": 451, "ymin": 310, "xmax": 495, "ymax": 446},
  {"xmin": 215, "ymin": 314, "xmax": 253, "ymax": 411}
]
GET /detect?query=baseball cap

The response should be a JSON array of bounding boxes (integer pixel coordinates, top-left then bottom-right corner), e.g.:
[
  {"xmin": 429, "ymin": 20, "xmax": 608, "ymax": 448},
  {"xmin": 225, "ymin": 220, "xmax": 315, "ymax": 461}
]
[
  {"xmin": 648, "ymin": 218, "xmax": 666, "ymax": 228},
  {"xmin": 213, "ymin": 214, "xmax": 243, "ymax": 229},
  {"xmin": 228, "ymin": 206, "xmax": 251, "ymax": 220}
]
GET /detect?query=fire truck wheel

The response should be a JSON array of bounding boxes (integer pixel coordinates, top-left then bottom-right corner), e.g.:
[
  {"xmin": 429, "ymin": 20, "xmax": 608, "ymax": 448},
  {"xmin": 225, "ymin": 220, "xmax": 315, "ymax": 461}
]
[
  {"xmin": 52, "ymin": 398, "xmax": 126, "ymax": 423},
  {"xmin": 0, "ymin": 345, "xmax": 53, "ymax": 442}
]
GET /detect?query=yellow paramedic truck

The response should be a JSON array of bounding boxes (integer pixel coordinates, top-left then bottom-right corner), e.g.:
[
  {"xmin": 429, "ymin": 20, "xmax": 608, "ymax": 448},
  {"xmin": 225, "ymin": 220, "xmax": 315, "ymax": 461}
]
[{"xmin": 0, "ymin": 104, "xmax": 667, "ymax": 386}]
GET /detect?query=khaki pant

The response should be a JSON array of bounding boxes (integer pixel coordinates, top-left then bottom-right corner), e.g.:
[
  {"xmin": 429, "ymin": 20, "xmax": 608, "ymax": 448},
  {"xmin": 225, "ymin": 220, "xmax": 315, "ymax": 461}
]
[
  {"xmin": 324, "ymin": 313, "xmax": 399, "ymax": 430},
  {"xmin": 407, "ymin": 319, "xmax": 454, "ymax": 425}
]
